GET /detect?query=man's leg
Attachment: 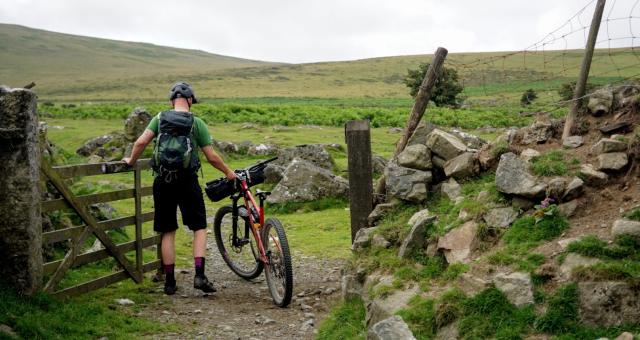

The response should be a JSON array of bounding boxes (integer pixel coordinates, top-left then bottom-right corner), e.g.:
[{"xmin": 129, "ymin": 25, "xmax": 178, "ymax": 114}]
[
  {"xmin": 161, "ymin": 231, "xmax": 177, "ymax": 295},
  {"xmin": 192, "ymin": 229, "xmax": 216, "ymax": 292}
]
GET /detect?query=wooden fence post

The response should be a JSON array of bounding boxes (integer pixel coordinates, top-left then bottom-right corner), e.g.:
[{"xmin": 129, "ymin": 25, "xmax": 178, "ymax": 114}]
[
  {"xmin": 345, "ymin": 120, "xmax": 373, "ymax": 242},
  {"xmin": 375, "ymin": 47, "xmax": 449, "ymax": 198},
  {"xmin": 562, "ymin": 0, "xmax": 606, "ymax": 140},
  {"xmin": 134, "ymin": 167, "xmax": 143, "ymax": 277}
]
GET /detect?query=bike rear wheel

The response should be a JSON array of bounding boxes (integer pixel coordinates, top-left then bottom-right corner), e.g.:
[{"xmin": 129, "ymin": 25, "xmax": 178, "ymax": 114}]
[
  {"xmin": 213, "ymin": 205, "xmax": 263, "ymax": 280},
  {"xmin": 262, "ymin": 218, "xmax": 293, "ymax": 307}
]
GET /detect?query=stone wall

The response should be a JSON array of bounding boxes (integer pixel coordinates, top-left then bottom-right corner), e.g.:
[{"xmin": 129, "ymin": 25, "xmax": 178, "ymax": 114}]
[{"xmin": 0, "ymin": 86, "xmax": 42, "ymax": 295}]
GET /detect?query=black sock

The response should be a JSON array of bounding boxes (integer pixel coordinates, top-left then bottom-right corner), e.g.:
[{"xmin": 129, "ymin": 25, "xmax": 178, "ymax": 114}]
[
  {"xmin": 163, "ymin": 264, "xmax": 175, "ymax": 285},
  {"xmin": 195, "ymin": 257, "xmax": 205, "ymax": 277}
]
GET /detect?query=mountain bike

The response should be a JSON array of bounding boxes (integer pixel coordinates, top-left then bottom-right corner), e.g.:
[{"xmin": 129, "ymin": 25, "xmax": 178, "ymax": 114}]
[{"xmin": 205, "ymin": 157, "xmax": 293, "ymax": 307}]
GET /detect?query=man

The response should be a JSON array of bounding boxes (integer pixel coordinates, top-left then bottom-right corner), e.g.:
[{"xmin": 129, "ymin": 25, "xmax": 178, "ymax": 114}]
[{"xmin": 123, "ymin": 82, "xmax": 236, "ymax": 295}]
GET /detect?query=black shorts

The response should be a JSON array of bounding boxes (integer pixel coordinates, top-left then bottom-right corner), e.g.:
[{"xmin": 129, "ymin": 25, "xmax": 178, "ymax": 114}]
[{"xmin": 153, "ymin": 174, "xmax": 207, "ymax": 232}]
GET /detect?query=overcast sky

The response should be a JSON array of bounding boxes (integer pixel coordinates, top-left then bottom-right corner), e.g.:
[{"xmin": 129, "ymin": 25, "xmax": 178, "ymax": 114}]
[{"xmin": 1, "ymin": 0, "xmax": 637, "ymax": 63}]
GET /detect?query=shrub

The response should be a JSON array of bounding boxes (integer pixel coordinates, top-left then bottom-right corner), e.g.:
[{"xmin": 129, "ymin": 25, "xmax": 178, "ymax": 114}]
[
  {"xmin": 520, "ymin": 89, "xmax": 538, "ymax": 106},
  {"xmin": 404, "ymin": 63, "xmax": 464, "ymax": 107},
  {"xmin": 557, "ymin": 81, "xmax": 597, "ymax": 101}
]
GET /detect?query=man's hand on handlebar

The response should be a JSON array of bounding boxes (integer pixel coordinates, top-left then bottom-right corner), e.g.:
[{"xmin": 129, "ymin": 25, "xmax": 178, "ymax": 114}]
[{"xmin": 225, "ymin": 170, "xmax": 237, "ymax": 181}]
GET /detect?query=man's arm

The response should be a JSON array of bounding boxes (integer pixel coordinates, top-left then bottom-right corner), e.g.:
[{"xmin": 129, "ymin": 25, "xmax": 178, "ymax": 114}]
[
  {"xmin": 123, "ymin": 129, "xmax": 155, "ymax": 166},
  {"xmin": 201, "ymin": 145, "xmax": 236, "ymax": 180}
]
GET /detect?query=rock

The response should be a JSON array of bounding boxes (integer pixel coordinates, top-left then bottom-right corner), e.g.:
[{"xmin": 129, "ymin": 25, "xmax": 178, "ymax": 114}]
[
  {"xmin": 397, "ymin": 144, "xmax": 432, "ymax": 170},
  {"xmin": 431, "ymin": 155, "xmax": 446, "ymax": 169},
  {"xmin": 241, "ymin": 122, "xmax": 259, "ymax": 130},
  {"xmin": 588, "ymin": 88, "xmax": 614, "ymax": 116},
  {"xmin": 408, "ymin": 209, "xmax": 435, "ymax": 229},
  {"xmin": 559, "ymin": 253, "xmax": 601, "ymax": 280},
  {"xmin": 435, "ymin": 321, "xmax": 459, "ymax": 340},
  {"xmin": 368, "ymin": 201, "xmax": 400, "ymax": 226},
  {"xmin": 407, "ymin": 123, "xmax": 437, "ymax": 146},
  {"xmin": 267, "ymin": 158, "xmax": 348, "ymax": 204},
  {"xmin": 520, "ymin": 148, "xmax": 541, "ymax": 162},
  {"xmin": 615, "ymin": 332, "xmax": 634, "ymax": 340},
  {"xmin": 388, "ymin": 127, "xmax": 403, "ymax": 134},
  {"xmin": 563, "ymin": 135, "xmax": 583, "ymax": 148},
  {"xmin": 0, "ymin": 324, "xmax": 17, "ymax": 338},
  {"xmin": 522, "ymin": 118, "xmax": 554, "ymax": 144},
  {"xmin": 456, "ymin": 272, "xmax": 491, "ymax": 297},
  {"xmin": 398, "ymin": 217, "xmax": 434, "ymax": 258},
  {"xmin": 437, "ymin": 221, "xmax": 478, "ymax": 264},
  {"xmin": 483, "ymin": 207, "xmax": 518, "ymax": 228},
  {"xmin": 352, "ymin": 227, "xmax": 376, "ymax": 251},
  {"xmin": 443, "ymin": 152, "xmax": 478, "ymax": 179},
  {"xmin": 372, "ymin": 234, "xmax": 391, "ymax": 249},
  {"xmin": 477, "ymin": 144, "xmax": 498, "ymax": 170},
  {"xmin": 441, "ymin": 178, "xmax": 462, "ymax": 200},
  {"xmin": 557, "ymin": 236, "xmax": 585, "ymax": 250},
  {"xmin": 366, "ymin": 286, "xmax": 419, "ymax": 327},
  {"xmin": 563, "ymin": 177, "xmax": 584, "ymax": 201},
  {"xmin": 426, "ymin": 129, "xmax": 468, "ymax": 160},
  {"xmin": 324, "ymin": 287, "xmax": 337, "ymax": 295},
  {"xmin": 493, "ymin": 272, "xmax": 534, "ymax": 307},
  {"xmin": 368, "ymin": 315, "xmax": 416, "ymax": 340},
  {"xmin": 450, "ymin": 129, "xmax": 487, "ymax": 150},
  {"xmin": 592, "ymin": 138, "xmax": 627, "ymax": 155},
  {"xmin": 612, "ymin": 219, "xmax": 640, "ymax": 239},
  {"xmin": 341, "ymin": 274, "xmax": 363, "ymax": 300},
  {"xmin": 115, "ymin": 299, "xmax": 135, "ymax": 306},
  {"xmin": 300, "ymin": 318, "xmax": 315, "ymax": 332},
  {"xmin": 596, "ymin": 152, "xmax": 628, "ymax": 171},
  {"xmin": 372, "ymin": 155, "xmax": 388, "ymax": 175},
  {"xmin": 579, "ymin": 281, "xmax": 640, "ymax": 326},
  {"xmin": 76, "ymin": 134, "xmax": 114, "ymax": 156},
  {"xmin": 275, "ymin": 144, "xmax": 334, "ymax": 170},
  {"xmin": 217, "ymin": 141, "xmax": 239, "ymax": 154},
  {"xmin": 557, "ymin": 200, "xmax": 579, "ymax": 217},
  {"xmin": 247, "ymin": 143, "xmax": 278, "ymax": 156},
  {"xmin": 614, "ymin": 84, "xmax": 640, "ymax": 108},
  {"xmin": 385, "ymin": 162, "xmax": 432, "ymax": 202},
  {"xmin": 264, "ymin": 164, "xmax": 285, "ymax": 184},
  {"xmin": 546, "ymin": 177, "xmax": 567, "ymax": 200},
  {"xmin": 495, "ymin": 153, "xmax": 546, "ymax": 198},
  {"xmin": 579, "ymin": 164, "xmax": 608, "ymax": 186},
  {"xmin": 512, "ymin": 197, "xmax": 535, "ymax": 211},
  {"xmin": 304, "ymin": 312, "xmax": 316, "ymax": 319},
  {"xmin": 123, "ymin": 107, "xmax": 152, "ymax": 141}
]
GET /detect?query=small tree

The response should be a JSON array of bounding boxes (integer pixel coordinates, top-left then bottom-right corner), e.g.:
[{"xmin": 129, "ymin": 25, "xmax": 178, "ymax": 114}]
[
  {"xmin": 404, "ymin": 63, "xmax": 464, "ymax": 107},
  {"xmin": 520, "ymin": 89, "xmax": 538, "ymax": 107},
  {"xmin": 557, "ymin": 81, "xmax": 596, "ymax": 101}
]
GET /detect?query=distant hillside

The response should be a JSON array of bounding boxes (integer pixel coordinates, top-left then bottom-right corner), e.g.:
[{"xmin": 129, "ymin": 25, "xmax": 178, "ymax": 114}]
[
  {"xmin": 0, "ymin": 24, "xmax": 274, "ymax": 95},
  {"xmin": 2, "ymin": 24, "xmax": 638, "ymax": 101}
]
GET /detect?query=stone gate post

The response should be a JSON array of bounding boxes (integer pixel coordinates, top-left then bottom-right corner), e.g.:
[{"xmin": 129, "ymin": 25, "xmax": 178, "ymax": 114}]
[{"xmin": 0, "ymin": 86, "xmax": 42, "ymax": 295}]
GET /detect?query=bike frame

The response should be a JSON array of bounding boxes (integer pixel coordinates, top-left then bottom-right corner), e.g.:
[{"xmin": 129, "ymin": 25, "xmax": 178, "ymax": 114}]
[{"xmin": 232, "ymin": 177, "xmax": 270, "ymax": 264}]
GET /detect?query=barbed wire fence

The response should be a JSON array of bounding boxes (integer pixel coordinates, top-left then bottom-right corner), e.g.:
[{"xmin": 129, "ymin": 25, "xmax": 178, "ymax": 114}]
[{"xmin": 443, "ymin": 0, "xmax": 640, "ymax": 113}]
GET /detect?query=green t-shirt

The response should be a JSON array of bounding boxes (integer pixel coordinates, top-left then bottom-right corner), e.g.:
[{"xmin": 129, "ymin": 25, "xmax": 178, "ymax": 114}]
[{"xmin": 146, "ymin": 111, "xmax": 212, "ymax": 148}]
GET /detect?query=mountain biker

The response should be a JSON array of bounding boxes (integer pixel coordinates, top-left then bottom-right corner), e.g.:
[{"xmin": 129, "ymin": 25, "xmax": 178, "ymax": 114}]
[{"xmin": 123, "ymin": 82, "xmax": 236, "ymax": 295}]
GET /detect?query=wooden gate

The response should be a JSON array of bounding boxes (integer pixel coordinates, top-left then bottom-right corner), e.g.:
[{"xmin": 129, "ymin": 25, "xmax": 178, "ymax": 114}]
[{"xmin": 40, "ymin": 158, "xmax": 160, "ymax": 297}]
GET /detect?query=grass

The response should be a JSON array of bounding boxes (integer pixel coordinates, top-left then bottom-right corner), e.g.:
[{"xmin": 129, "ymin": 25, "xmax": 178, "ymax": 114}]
[
  {"xmin": 0, "ymin": 280, "xmax": 178, "ymax": 339},
  {"xmin": 503, "ymin": 214, "xmax": 569, "ymax": 247},
  {"xmin": 317, "ymin": 298, "xmax": 366, "ymax": 340},
  {"xmin": 565, "ymin": 235, "xmax": 640, "ymax": 281},
  {"xmin": 530, "ymin": 150, "xmax": 579, "ymax": 177}
]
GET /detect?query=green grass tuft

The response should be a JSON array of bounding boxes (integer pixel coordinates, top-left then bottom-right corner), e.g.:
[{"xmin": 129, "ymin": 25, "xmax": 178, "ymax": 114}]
[
  {"xmin": 530, "ymin": 150, "xmax": 569, "ymax": 176},
  {"xmin": 503, "ymin": 214, "xmax": 569, "ymax": 247},
  {"xmin": 317, "ymin": 298, "xmax": 366, "ymax": 340},
  {"xmin": 534, "ymin": 284, "xmax": 579, "ymax": 334}
]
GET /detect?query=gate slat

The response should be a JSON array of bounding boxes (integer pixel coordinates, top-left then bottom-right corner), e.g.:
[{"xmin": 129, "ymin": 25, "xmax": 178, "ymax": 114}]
[
  {"xmin": 42, "ymin": 186, "xmax": 153, "ymax": 213},
  {"xmin": 43, "ymin": 235, "xmax": 160, "ymax": 275},
  {"xmin": 43, "ymin": 212, "xmax": 154, "ymax": 245},
  {"xmin": 52, "ymin": 260, "xmax": 161, "ymax": 298}
]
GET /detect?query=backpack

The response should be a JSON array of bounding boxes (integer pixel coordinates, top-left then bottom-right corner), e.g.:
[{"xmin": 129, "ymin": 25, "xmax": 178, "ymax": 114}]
[{"xmin": 151, "ymin": 110, "xmax": 201, "ymax": 181}]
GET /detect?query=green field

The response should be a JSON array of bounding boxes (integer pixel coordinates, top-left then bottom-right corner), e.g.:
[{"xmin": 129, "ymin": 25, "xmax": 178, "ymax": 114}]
[{"xmin": 3, "ymin": 24, "xmax": 639, "ymax": 103}]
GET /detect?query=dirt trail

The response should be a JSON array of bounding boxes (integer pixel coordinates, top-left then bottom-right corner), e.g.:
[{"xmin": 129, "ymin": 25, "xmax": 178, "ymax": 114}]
[{"xmin": 141, "ymin": 241, "xmax": 344, "ymax": 340}]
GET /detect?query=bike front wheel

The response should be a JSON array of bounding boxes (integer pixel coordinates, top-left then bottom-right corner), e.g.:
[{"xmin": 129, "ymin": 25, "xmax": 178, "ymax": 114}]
[
  {"xmin": 262, "ymin": 218, "xmax": 293, "ymax": 307},
  {"xmin": 213, "ymin": 205, "xmax": 263, "ymax": 280}
]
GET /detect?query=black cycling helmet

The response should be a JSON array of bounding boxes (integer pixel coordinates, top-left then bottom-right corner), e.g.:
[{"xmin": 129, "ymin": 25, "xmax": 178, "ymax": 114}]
[{"xmin": 169, "ymin": 82, "xmax": 198, "ymax": 104}]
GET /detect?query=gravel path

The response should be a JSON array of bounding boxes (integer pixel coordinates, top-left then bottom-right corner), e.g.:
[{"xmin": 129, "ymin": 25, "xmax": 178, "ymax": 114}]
[{"xmin": 141, "ymin": 240, "xmax": 344, "ymax": 340}]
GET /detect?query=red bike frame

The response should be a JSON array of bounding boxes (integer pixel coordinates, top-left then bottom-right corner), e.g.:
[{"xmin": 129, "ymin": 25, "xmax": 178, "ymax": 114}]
[{"xmin": 237, "ymin": 178, "xmax": 270, "ymax": 264}]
